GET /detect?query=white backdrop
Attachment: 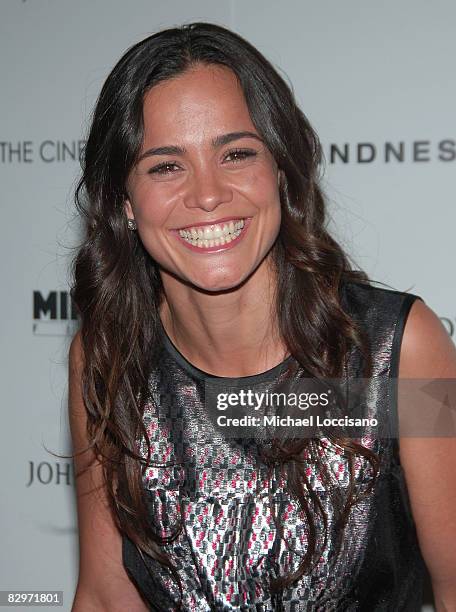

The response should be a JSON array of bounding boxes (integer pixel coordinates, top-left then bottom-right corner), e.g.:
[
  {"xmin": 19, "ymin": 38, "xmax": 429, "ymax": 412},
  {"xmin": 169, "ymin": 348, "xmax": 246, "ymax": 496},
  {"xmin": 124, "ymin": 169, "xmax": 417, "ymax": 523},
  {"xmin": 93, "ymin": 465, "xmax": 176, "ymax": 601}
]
[{"xmin": 1, "ymin": 1, "xmax": 454, "ymax": 610}]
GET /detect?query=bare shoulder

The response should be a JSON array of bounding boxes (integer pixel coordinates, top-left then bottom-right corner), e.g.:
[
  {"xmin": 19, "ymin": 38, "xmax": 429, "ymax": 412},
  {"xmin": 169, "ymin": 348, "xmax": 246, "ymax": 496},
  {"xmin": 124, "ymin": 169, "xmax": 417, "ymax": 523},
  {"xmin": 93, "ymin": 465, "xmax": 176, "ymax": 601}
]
[
  {"xmin": 397, "ymin": 298, "xmax": 456, "ymax": 602},
  {"xmin": 68, "ymin": 330, "xmax": 149, "ymax": 611},
  {"xmin": 399, "ymin": 298, "xmax": 456, "ymax": 378}
]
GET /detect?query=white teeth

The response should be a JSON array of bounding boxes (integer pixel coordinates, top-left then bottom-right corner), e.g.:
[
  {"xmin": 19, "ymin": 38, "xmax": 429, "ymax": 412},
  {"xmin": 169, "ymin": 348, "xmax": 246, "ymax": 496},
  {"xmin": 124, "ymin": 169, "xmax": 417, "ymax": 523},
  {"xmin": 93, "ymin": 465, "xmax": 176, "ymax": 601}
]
[{"xmin": 178, "ymin": 219, "xmax": 246, "ymax": 247}]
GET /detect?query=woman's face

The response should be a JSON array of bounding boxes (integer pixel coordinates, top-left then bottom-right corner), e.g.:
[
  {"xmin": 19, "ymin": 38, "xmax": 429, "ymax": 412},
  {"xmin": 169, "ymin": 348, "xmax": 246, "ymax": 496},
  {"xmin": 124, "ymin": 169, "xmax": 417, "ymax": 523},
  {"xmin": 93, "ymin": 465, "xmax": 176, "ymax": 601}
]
[{"xmin": 125, "ymin": 63, "xmax": 282, "ymax": 292}]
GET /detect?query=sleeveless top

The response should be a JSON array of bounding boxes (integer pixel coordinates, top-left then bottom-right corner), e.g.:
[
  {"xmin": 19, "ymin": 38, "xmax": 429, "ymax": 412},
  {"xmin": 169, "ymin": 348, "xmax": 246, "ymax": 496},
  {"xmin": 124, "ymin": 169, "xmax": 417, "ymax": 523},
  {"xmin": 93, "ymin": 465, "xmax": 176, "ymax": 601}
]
[{"xmin": 122, "ymin": 280, "xmax": 428, "ymax": 611}]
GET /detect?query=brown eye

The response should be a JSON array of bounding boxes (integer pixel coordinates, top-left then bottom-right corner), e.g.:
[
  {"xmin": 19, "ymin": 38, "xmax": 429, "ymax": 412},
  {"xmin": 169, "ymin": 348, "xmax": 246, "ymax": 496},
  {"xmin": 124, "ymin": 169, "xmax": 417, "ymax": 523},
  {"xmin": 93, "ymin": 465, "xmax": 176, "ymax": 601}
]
[
  {"xmin": 149, "ymin": 162, "xmax": 180, "ymax": 175},
  {"xmin": 224, "ymin": 149, "xmax": 257, "ymax": 163}
]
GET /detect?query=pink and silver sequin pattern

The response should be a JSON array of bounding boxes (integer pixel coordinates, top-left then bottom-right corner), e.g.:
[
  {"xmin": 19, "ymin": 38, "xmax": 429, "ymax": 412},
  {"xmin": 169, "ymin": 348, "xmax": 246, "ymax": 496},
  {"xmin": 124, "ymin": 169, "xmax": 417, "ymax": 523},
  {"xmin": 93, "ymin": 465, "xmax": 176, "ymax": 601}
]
[
  {"xmin": 133, "ymin": 356, "xmax": 382, "ymax": 611},
  {"xmin": 122, "ymin": 282, "xmax": 427, "ymax": 611}
]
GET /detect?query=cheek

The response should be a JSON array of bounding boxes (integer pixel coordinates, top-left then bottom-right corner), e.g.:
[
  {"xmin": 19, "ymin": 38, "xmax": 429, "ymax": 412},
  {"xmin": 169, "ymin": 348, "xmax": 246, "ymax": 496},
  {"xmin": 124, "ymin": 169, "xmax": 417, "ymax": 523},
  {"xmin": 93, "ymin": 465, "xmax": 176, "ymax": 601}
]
[
  {"xmin": 259, "ymin": 176, "xmax": 282, "ymax": 236},
  {"xmin": 245, "ymin": 165, "xmax": 280, "ymax": 202},
  {"xmin": 131, "ymin": 184, "xmax": 171, "ymax": 229},
  {"xmin": 137, "ymin": 207, "xmax": 168, "ymax": 230},
  {"xmin": 249, "ymin": 173, "xmax": 282, "ymax": 221}
]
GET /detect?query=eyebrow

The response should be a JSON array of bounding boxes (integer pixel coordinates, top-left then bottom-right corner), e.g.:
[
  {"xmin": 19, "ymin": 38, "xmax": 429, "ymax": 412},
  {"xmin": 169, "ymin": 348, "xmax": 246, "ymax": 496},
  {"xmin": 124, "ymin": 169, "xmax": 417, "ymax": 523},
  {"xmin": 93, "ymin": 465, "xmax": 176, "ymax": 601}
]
[{"xmin": 136, "ymin": 131, "xmax": 263, "ymax": 162}]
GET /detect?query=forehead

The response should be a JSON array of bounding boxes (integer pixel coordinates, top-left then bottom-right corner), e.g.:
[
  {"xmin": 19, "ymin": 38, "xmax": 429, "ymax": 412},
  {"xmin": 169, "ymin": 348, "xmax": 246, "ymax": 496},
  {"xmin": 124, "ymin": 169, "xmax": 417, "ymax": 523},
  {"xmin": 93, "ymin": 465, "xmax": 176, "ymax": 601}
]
[{"xmin": 141, "ymin": 64, "xmax": 257, "ymax": 143}]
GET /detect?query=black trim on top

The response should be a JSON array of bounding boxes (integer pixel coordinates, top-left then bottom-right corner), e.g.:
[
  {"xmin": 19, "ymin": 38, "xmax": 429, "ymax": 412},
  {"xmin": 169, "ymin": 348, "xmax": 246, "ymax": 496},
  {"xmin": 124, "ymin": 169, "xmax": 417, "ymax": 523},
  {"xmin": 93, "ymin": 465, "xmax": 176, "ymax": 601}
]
[
  {"xmin": 389, "ymin": 293, "xmax": 424, "ymax": 380},
  {"xmin": 389, "ymin": 292, "xmax": 424, "ymax": 449},
  {"xmin": 157, "ymin": 317, "xmax": 294, "ymax": 386}
]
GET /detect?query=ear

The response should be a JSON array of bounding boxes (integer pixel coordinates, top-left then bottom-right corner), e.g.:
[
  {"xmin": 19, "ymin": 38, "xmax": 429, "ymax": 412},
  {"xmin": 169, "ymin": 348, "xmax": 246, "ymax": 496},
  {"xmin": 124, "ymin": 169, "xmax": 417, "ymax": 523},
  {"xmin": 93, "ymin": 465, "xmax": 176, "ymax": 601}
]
[
  {"xmin": 124, "ymin": 198, "xmax": 134, "ymax": 220},
  {"xmin": 277, "ymin": 168, "xmax": 285, "ymax": 188}
]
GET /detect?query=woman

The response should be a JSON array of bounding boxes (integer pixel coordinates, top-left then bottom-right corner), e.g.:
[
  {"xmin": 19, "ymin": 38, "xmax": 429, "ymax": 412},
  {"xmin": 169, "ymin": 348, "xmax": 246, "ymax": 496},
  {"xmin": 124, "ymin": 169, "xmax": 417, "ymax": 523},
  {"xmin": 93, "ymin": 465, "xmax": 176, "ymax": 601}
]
[{"xmin": 68, "ymin": 22, "xmax": 456, "ymax": 611}]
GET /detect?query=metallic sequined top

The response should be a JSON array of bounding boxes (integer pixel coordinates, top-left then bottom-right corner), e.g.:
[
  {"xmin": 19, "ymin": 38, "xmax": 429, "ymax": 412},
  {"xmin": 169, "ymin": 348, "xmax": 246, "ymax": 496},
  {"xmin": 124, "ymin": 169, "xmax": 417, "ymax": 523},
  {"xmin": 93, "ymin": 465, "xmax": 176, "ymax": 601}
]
[{"xmin": 123, "ymin": 281, "xmax": 427, "ymax": 611}]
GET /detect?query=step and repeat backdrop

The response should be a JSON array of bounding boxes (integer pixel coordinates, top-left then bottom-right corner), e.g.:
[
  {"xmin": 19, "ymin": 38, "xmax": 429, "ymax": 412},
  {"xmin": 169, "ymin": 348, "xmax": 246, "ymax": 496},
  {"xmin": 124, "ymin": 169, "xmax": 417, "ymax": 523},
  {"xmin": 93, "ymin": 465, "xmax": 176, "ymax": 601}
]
[{"xmin": 1, "ymin": 1, "xmax": 454, "ymax": 609}]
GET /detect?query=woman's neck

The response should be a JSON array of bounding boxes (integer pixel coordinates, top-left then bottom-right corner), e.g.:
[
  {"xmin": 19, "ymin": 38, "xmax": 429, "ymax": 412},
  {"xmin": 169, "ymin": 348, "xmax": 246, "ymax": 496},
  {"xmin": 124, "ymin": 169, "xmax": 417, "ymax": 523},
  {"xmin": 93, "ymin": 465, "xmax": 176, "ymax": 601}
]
[{"xmin": 158, "ymin": 259, "xmax": 289, "ymax": 378}]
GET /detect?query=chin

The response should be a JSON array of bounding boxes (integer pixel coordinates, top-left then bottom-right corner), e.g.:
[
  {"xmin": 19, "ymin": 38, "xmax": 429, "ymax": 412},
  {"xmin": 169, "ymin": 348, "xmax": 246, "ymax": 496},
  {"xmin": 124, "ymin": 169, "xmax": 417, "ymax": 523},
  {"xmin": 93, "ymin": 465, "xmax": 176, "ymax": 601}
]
[{"xmin": 188, "ymin": 268, "xmax": 251, "ymax": 294}]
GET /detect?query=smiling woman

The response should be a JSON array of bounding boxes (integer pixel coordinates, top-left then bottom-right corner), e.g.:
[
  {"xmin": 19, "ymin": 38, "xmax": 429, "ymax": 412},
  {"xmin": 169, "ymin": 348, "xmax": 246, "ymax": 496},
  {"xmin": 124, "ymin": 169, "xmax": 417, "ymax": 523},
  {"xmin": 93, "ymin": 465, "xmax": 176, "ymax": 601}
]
[
  {"xmin": 68, "ymin": 21, "xmax": 456, "ymax": 612},
  {"xmin": 124, "ymin": 65, "xmax": 282, "ymax": 295}
]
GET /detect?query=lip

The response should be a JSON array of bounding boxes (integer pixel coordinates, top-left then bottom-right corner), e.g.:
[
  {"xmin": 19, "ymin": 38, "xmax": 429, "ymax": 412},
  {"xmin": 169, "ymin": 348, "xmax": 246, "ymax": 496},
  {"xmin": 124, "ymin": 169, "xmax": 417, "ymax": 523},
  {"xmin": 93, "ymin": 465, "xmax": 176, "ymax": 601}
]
[
  {"xmin": 171, "ymin": 216, "xmax": 249, "ymax": 231},
  {"xmin": 170, "ymin": 217, "xmax": 252, "ymax": 253}
]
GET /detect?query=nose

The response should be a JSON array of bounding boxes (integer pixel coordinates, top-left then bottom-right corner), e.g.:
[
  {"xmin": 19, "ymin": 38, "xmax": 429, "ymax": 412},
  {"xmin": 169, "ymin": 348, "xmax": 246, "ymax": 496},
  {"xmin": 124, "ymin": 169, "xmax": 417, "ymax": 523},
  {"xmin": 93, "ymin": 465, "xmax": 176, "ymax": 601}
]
[{"xmin": 183, "ymin": 163, "xmax": 233, "ymax": 212}]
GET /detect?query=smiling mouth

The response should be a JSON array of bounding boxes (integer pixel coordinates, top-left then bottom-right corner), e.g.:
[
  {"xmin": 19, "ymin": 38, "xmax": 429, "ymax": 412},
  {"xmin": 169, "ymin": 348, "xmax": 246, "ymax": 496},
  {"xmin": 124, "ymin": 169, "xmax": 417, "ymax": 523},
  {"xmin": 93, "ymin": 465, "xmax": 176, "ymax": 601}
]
[{"xmin": 176, "ymin": 218, "xmax": 246, "ymax": 248}]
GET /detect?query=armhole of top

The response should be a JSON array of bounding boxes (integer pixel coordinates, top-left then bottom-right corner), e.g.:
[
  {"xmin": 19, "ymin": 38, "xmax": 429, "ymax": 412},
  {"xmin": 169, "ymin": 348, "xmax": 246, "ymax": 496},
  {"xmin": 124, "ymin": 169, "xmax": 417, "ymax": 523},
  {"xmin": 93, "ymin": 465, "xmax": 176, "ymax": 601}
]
[
  {"xmin": 389, "ymin": 293, "xmax": 424, "ymax": 380},
  {"xmin": 389, "ymin": 293, "xmax": 424, "ymax": 453}
]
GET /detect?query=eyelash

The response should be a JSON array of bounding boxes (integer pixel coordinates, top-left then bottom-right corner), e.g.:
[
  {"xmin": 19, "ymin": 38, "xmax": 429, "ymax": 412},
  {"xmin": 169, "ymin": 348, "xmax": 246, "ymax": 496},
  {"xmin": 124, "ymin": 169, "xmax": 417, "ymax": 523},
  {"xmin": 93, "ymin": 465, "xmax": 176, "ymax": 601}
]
[{"xmin": 148, "ymin": 148, "xmax": 257, "ymax": 175}]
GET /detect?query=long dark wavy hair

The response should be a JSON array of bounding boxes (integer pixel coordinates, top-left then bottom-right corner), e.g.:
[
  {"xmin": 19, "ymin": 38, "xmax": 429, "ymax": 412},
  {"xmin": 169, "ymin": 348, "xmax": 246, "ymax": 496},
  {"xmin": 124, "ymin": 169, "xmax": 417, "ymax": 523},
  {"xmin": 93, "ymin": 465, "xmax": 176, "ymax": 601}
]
[{"xmin": 69, "ymin": 21, "xmax": 380, "ymax": 610}]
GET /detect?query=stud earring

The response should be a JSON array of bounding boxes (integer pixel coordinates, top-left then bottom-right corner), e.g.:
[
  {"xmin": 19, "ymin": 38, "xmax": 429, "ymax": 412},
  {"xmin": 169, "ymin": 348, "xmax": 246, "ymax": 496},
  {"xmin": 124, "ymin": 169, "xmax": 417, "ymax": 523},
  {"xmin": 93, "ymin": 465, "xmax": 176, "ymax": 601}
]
[{"xmin": 127, "ymin": 218, "xmax": 137, "ymax": 231}]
